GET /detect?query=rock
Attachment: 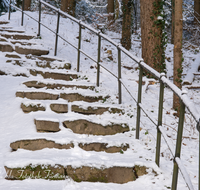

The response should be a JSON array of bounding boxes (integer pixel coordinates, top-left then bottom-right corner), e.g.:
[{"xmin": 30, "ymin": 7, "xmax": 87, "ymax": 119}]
[
  {"xmin": 50, "ymin": 104, "xmax": 68, "ymax": 113},
  {"xmin": 63, "ymin": 119, "xmax": 129, "ymax": 135},
  {"xmin": 35, "ymin": 119, "xmax": 60, "ymax": 132},
  {"xmin": 10, "ymin": 139, "xmax": 74, "ymax": 151},
  {"xmin": 21, "ymin": 103, "xmax": 46, "ymax": 113}
]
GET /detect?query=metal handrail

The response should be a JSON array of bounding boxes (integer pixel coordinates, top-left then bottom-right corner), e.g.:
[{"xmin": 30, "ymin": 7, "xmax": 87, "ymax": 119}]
[{"xmin": 7, "ymin": 1, "xmax": 200, "ymax": 190}]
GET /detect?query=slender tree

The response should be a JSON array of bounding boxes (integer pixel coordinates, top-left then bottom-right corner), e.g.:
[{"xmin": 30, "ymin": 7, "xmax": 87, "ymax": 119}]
[
  {"xmin": 24, "ymin": 0, "xmax": 31, "ymax": 11},
  {"xmin": 194, "ymin": 0, "xmax": 200, "ymax": 24},
  {"xmin": 171, "ymin": 0, "xmax": 175, "ymax": 43},
  {"xmin": 140, "ymin": 0, "xmax": 166, "ymax": 73},
  {"xmin": 107, "ymin": 0, "xmax": 114, "ymax": 22},
  {"xmin": 173, "ymin": 0, "xmax": 183, "ymax": 113},
  {"xmin": 121, "ymin": 0, "xmax": 132, "ymax": 50},
  {"xmin": 61, "ymin": 0, "xmax": 76, "ymax": 17}
]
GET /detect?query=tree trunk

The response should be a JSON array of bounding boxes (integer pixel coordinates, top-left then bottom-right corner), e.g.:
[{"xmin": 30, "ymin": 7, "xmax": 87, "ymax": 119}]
[
  {"xmin": 24, "ymin": 0, "xmax": 31, "ymax": 11},
  {"xmin": 115, "ymin": 0, "xmax": 120, "ymax": 20},
  {"xmin": 140, "ymin": 0, "xmax": 165, "ymax": 73},
  {"xmin": 194, "ymin": 0, "xmax": 200, "ymax": 24},
  {"xmin": 107, "ymin": 0, "xmax": 114, "ymax": 22},
  {"xmin": 171, "ymin": 0, "xmax": 175, "ymax": 44},
  {"xmin": 173, "ymin": 0, "xmax": 183, "ymax": 113},
  {"xmin": 121, "ymin": 0, "xmax": 132, "ymax": 50},
  {"xmin": 61, "ymin": 0, "xmax": 76, "ymax": 17}
]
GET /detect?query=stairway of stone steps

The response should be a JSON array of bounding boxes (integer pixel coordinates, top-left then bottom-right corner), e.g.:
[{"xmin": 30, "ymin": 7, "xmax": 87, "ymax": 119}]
[{"xmin": 0, "ymin": 20, "xmax": 161, "ymax": 184}]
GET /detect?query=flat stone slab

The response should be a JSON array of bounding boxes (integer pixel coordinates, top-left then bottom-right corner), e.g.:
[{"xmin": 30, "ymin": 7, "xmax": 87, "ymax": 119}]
[
  {"xmin": 10, "ymin": 139, "xmax": 74, "ymax": 151},
  {"xmin": 50, "ymin": 103, "xmax": 68, "ymax": 113},
  {"xmin": 35, "ymin": 119, "xmax": 60, "ymax": 132},
  {"xmin": 72, "ymin": 105, "xmax": 124, "ymax": 115},
  {"xmin": 30, "ymin": 70, "xmax": 78, "ymax": 81},
  {"xmin": 60, "ymin": 93, "xmax": 104, "ymax": 103},
  {"xmin": 5, "ymin": 164, "xmax": 148, "ymax": 183},
  {"xmin": 15, "ymin": 46, "xmax": 49, "ymax": 56},
  {"xmin": 78, "ymin": 143, "xmax": 129, "ymax": 153},
  {"xmin": 63, "ymin": 119, "xmax": 129, "ymax": 135},
  {"xmin": 5, "ymin": 53, "xmax": 21, "ymax": 58},
  {"xmin": 0, "ymin": 43, "xmax": 14, "ymax": 52},
  {"xmin": 21, "ymin": 103, "xmax": 46, "ymax": 113},
  {"xmin": 5, "ymin": 164, "xmax": 65, "ymax": 180},
  {"xmin": 36, "ymin": 61, "xmax": 71, "ymax": 70},
  {"xmin": 0, "ymin": 33, "xmax": 35, "ymax": 40},
  {"xmin": 16, "ymin": 91, "xmax": 59, "ymax": 100},
  {"xmin": 23, "ymin": 81, "xmax": 94, "ymax": 90}
]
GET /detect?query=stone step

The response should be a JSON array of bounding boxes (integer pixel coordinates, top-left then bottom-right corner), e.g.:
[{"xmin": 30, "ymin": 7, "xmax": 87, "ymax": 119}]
[
  {"xmin": 71, "ymin": 105, "xmax": 124, "ymax": 115},
  {"xmin": 15, "ymin": 46, "xmax": 49, "ymax": 56},
  {"xmin": 0, "ymin": 21, "xmax": 9, "ymax": 24},
  {"xmin": 5, "ymin": 164, "xmax": 148, "ymax": 183},
  {"xmin": 0, "ymin": 69, "xmax": 28, "ymax": 77},
  {"xmin": 23, "ymin": 81, "xmax": 94, "ymax": 90},
  {"xmin": 0, "ymin": 37, "xmax": 7, "ymax": 42},
  {"xmin": 29, "ymin": 70, "xmax": 78, "ymax": 81},
  {"xmin": 0, "ymin": 33, "xmax": 35, "ymax": 40},
  {"xmin": 35, "ymin": 119, "xmax": 60, "ymax": 132},
  {"xmin": 10, "ymin": 139, "xmax": 129, "ymax": 153},
  {"xmin": 0, "ymin": 42, "xmax": 14, "ymax": 52},
  {"xmin": 63, "ymin": 119, "xmax": 129, "ymax": 135},
  {"xmin": 50, "ymin": 103, "xmax": 68, "ymax": 113},
  {"xmin": 60, "ymin": 93, "xmax": 105, "ymax": 102},
  {"xmin": 21, "ymin": 103, "xmax": 46, "ymax": 113},
  {"xmin": 26, "ymin": 55, "xmax": 65, "ymax": 62},
  {"xmin": 0, "ymin": 28, "xmax": 25, "ymax": 33},
  {"xmin": 16, "ymin": 91, "xmax": 59, "ymax": 100},
  {"xmin": 5, "ymin": 53, "xmax": 21, "ymax": 59},
  {"xmin": 10, "ymin": 40, "xmax": 37, "ymax": 46}
]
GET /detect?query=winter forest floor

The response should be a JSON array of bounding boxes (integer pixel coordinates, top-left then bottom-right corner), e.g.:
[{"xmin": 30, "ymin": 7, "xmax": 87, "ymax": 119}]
[{"xmin": 0, "ymin": 10, "xmax": 199, "ymax": 190}]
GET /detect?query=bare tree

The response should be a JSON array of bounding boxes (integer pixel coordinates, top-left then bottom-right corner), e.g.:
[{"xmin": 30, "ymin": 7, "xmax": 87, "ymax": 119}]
[
  {"xmin": 121, "ymin": 0, "xmax": 132, "ymax": 50},
  {"xmin": 173, "ymin": 0, "xmax": 183, "ymax": 113},
  {"xmin": 61, "ymin": 0, "xmax": 76, "ymax": 17},
  {"xmin": 107, "ymin": 0, "xmax": 114, "ymax": 22},
  {"xmin": 194, "ymin": 0, "xmax": 200, "ymax": 24}
]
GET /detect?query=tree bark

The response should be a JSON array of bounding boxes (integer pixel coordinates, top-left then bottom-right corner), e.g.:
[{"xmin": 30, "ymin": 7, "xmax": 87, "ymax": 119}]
[
  {"xmin": 61, "ymin": 0, "xmax": 76, "ymax": 17},
  {"xmin": 107, "ymin": 0, "xmax": 114, "ymax": 22},
  {"xmin": 194, "ymin": 0, "xmax": 200, "ymax": 24},
  {"xmin": 173, "ymin": 0, "xmax": 183, "ymax": 113},
  {"xmin": 171, "ymin": 0, "xmax": 175, "ymax": 44},
  {"xmin": 24, "ymin": 0, "xmax": 31, "ymax": 11},
  {"xmin": 121, "ymin": 0, "xmax": 132, "ymax": 50},
  {"xmin": 140, "ymin": 0, "xmax": 164, "ymax": 73}
]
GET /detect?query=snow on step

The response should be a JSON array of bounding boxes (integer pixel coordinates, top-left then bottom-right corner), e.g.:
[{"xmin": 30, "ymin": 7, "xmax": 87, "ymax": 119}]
[
  {"xmin": 0, "ymin": 28, "xmax": 25, "ymax": 33},
  {"xmin": 10, "ymin": 138, "xmax": 129, "ymax": 153},
  {"xmin": 0, "ymin": 32, "xmax": 35, "ymax": 40},
  {"xmin": 63, "ymin": 119, "xmax": 129, "ymax": 135},
  {"xmin": 29, "ymin": 69, "xmax": 78, "ymax": 81},
  {"xmin": 15, "ymin": 45, "xmax": 49, "ymax": 56},
  {"xmin": 23, "ymin": 80, "xmax": 94, "ymax": 90}
]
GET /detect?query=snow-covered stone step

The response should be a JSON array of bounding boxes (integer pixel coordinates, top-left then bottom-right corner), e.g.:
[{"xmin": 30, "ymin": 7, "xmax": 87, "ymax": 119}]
[
  {"xmin": 21, "ymin": 102, "xmax": 46, "ymax": 113},
  {"xmin": 0, "ymin": 28, "xmax": 25, "ymax": 33},
  {"xmin": 10, "ymin": 39, "xmax": 37, "ymax": 46},
  {"xmin": 0, "ymin": 42, "xmax": 14, "ymax": 52},
  {"xmin": 23, "ymin": 80, "xmax": 94, "ymax": 90},
  {"xmin": 35, "ymin": 119, "xmax": 60, "ymax": 132},
  {"xmin": 71, "ymin": 104, "xmax": 124, "ymax": 115},
  {"xmin": 0, "ymin": 21, "xmax": 9, "ymax": 25},
  {"xmin": 5, "ymin": 53, "xmax": 21, "ymax": 59},
  {"xmin": 29, "ymin": 69, "xmax": 77, "ymax": 81},
  {"xmin": 5, "ymin": 164, "xmax": 149, "ymax": 183},
  {"xmin": 0, "ymin": 32, "xmax": 35, "ymax": 40},
  {"xmin": 15, "ymin": 45, "xmax": 49, "ymax": 56},
  {"xmin": 185, "ymin": 85, "xmax": 200, "ymax": 89},
  {"xmin": 63, "ymin": 119, "xmax": 129, "ymax": 135},
  {"xmin": 10, "ymin": 138, "xmax": 129, "ymax": 153}
]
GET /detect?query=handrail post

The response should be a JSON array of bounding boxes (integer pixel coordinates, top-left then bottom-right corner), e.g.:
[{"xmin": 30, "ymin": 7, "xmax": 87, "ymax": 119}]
[
  {"xmin": 118, "ymin": 46, "xmax": 122, "ymax": 104},
  {"xmin": 8, "ymin": 0, "xmax": 11, "ymax": 20},
  {"xmin": 155, "ymin": 73, "xmax": 165, "ymax": 166},
  {"xmin": 54, "ymin": 11, "xmax": 60, "ymax": 56},
  {"xmin": 136, "ymin": 61, "xmax": 143, "ymax": 139},
  {"xmin": 38, "ymin": 0, "xmax": 41, "ymax": 36},
  {"xmin": 171, "ymin": 92, "xmax": 186, "ymax": 190},
  {"xmin": 77, "ymin": 22, "xmax": 82, "ymax": 72},
  {"xmin": 97, "ymin": 33, "xmax": 101, "ymax": 87},
  {"xmin": 21, "ymin": 0, "xmax": 24, "ymax": 26},
  {"xmin": 196, "ymin": 119, "xmax": 200, "ymax": 190}
]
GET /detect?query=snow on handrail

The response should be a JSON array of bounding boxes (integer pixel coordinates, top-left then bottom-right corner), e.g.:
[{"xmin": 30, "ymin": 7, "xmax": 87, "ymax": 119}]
[{"xmin": 175, "ymin": 157, "xmax": 195, "ymax": 190}]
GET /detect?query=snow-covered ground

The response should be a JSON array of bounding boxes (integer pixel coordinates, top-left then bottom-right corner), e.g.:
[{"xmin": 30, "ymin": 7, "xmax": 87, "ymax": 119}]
[{"xmin": 0, "ymin": 9, "xmax": 199, "ymax": 190}]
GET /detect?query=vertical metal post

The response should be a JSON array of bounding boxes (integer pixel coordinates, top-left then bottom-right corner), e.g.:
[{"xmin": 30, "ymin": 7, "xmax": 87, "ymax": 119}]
[
  {"xmin": 118, "ymin": 46, "xmax": 122, "ymax": 104},
  {"xmin": 21, "ymin": 0, "xmax": 24, "ymax": 26},
  {"xmin": 155, "ymin": 73, "xmax": 165, "ymax": 166},
  {"xmin": 54, "ymin": 11, "xmax": 60, "ymax": 56},
  {"xmin": 8, "ymin": 0, "xmax": 11, "ymax": 20},
  {"xmin": 136, "ymin": 63, "xmax": 143, "ymax": 139},
  {"xmin": 38, "ymin": 0, "xmax": 41, "ymax": 36},
  {"xmin": 77, "ymin": 22, "xmax": 82, "ymax": 72},
  {"xmin": 171, "ymin": 94, "xmax": 186, "ymax": 190},
  {"xmin": 196, "ymin": 119, "xmax": 200, "ymax": 190},
  {"xmin": 97, "ymin": 33, "xmax": 101, "ymax": 87}
]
